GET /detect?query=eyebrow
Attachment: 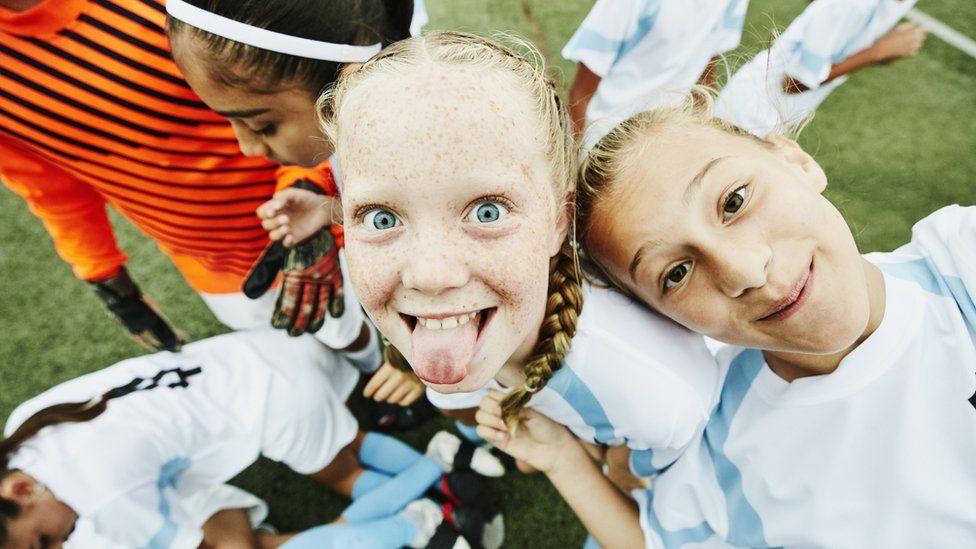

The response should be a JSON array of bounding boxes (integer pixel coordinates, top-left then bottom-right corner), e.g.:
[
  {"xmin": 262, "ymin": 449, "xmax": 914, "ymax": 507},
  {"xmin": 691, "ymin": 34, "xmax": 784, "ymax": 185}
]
[
  {"xmin": 214, "ymin": 108, "xmax": 270, "ymax": 118},
  {"xmin": 627, "ymin": 156, "xmax": 729, "ymax": 282}
]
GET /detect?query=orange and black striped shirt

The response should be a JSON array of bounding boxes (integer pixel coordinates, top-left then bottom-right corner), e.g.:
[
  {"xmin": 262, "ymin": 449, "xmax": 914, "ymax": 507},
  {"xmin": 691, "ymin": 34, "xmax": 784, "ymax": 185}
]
[{"xmin": 0, "ymin": 0, "xmax": 334, "ymax": 294}]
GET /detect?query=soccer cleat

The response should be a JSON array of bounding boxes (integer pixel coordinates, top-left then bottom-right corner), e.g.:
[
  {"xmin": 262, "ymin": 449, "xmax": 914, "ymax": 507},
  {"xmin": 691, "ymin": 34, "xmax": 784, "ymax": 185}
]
[
  {"xmin": 402, "ymin": 498, "xmax": 447, "ymax": 549},
  {"xmin": 445, "ymin": 504, "xmax": 505, "ymax": 549},
  {"xmin": 426, "ymin": 431, "xmax": 506, "ymax": 478}
]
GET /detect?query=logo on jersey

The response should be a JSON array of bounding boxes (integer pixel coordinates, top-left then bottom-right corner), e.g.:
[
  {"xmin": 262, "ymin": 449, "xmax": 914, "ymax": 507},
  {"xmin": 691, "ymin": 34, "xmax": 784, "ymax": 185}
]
[{"xmin": 105, "ymin": 366, "xmax": 203, "ymax": 400}]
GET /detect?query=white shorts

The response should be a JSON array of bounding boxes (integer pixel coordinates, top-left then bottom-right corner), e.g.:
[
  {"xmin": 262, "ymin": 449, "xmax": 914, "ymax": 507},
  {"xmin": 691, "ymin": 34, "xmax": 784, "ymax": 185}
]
[
  {"xmin": 200, "ymin": 250, "xmax": 366, "ymax": 350},
  {"xmin": 260, "ymin": 347, "xmax": 360, "ymax": 475}
]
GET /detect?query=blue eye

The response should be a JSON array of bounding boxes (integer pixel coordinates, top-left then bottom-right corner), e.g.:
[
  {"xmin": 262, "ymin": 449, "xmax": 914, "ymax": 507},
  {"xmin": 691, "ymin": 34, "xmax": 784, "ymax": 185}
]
[
  {"xmin": 469, "ymin": 201, "xmax": 509, "ymax": 224},
  {"xmin": 363, "ymin": 209, "xmax": 399, "ymax": 231},
  {"xmin": 663, "ymin": 261, "xmax": 691, "ymax": 292}
]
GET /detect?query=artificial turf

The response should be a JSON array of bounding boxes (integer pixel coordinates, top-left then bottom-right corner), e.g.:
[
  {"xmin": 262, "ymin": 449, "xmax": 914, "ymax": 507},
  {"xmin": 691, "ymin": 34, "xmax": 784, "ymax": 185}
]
[{"xmin": 1, "ymin": 0, "xmax": 973, "ymax": 546}]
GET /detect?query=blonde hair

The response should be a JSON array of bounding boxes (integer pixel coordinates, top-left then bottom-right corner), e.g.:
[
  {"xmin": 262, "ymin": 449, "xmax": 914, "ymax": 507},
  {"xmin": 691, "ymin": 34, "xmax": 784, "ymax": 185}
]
[
  {"xmin": 321, "ymin": 31, "xmax": 582, "ymax": 427},
  {"xmin": 577, "ymin": 87, "xmax": 769, "ymax": 289}
]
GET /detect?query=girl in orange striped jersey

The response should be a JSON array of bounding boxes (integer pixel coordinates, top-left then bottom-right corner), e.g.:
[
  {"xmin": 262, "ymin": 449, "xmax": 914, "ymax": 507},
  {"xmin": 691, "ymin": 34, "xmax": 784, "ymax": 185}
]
[{"xmin": 0, "ymin": 0, "xmax": 408, "ymax": 371}]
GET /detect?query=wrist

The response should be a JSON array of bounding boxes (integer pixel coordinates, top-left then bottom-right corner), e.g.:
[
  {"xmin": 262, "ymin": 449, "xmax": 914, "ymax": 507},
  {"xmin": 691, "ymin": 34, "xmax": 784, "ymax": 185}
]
[{"xmin": 546, "ymin": 437, "xmax": 591, "ymax": 480}]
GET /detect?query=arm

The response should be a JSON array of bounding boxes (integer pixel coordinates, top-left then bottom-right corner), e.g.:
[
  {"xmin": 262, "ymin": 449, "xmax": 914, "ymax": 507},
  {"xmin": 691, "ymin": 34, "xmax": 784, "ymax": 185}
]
[
  {"xmin": 476, "ymin": 391, "xmax": 644, "ymax": 549},
  {"xmin": 783, "ymin": 22, "xmax": 927, "ymax": 94},
  {"xmin": 568, "ymin": 62, "xmax": 602, "ymax": 140}
]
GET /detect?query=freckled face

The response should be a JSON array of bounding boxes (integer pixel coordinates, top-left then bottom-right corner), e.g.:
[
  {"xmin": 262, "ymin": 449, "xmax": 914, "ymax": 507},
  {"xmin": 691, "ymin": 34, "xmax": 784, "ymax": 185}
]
[
  {"xmin": 337, "ymin": 65, "xmax": 560, "ymax": 393},
  {"xmin": 171, "ymin": 35, "xmax": 329, "ymax": 167},
  {"xmin": 587, "ymin": 125, "xmax": 869, "ymax": 354}
]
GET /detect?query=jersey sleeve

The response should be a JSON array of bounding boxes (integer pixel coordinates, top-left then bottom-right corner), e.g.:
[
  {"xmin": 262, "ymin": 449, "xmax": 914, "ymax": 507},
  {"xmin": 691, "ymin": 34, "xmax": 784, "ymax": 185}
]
[
  {"xmin": 0, "ymin": 142, "xmax": 126, "ymax": 281},
  {"xmin": 711, "ymin": 0, "xmax": 750, "ymax": 55},
  {"xmin": 561, "ymin": 0, "xmax": 649, "ymax": 78},
  {"xmin": 273, "ymin": 161, "xmax": 343, "ymax": 247},
  {"xmin": 904, "ymin": 206, "xmax": 976, "ymax": 330},
  {"xmin": 783, "ymin": 0, "xmax": 875, "ymax": 90}
]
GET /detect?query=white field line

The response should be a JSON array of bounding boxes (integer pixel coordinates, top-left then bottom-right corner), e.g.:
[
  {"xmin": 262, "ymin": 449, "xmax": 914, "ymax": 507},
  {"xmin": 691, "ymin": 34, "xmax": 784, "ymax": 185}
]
[{"xmin": 907, "ymin": 8, "xmax": 976, "ymax": 59}]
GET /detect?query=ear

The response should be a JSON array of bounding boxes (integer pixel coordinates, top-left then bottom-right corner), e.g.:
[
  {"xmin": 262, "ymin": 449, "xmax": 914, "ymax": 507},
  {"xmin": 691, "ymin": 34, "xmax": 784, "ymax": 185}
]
[
  {"xmin": 764, "ymin": 133, "xmax": 827, "ymax": 193},
  {"xmin": 0, "ymin": 472, "xmax": 39, "ymax": 505},
  {"xmin": 550, "ymin": 194, "xmax": 573, "ymax": 257}
]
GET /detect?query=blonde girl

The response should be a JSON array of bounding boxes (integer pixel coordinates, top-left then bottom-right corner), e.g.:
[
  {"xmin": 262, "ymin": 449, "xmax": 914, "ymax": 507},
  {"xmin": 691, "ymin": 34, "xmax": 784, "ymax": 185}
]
[
  {"xmin": 257, "ymin": 31, "xmax": 725, "ymax": 546},
  {"xmin": 481, "ymin": 90, "xmax": 976, "ymax": 547}
]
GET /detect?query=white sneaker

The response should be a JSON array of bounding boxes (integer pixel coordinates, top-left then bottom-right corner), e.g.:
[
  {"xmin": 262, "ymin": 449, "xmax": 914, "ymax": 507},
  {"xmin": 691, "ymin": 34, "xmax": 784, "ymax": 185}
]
[
  {"xmin": 401, "ymin": 498, "xmax": 442, "ymax": 548},
  {"xmin": 425, "ymin": 430, "xmax": 506, "ymax": 478}
]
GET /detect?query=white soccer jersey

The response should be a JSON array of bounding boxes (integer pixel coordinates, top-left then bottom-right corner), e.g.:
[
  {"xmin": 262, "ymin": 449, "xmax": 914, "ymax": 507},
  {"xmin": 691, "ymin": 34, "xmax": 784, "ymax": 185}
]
[
  {"xmin": 637, "ymin": 206, "xmax": 976, "ymax": 548},
  {"xmin": 716, "ymin": 0, "xmax": 917, "ymax": 137},
  {"xmin": 563, "ymin": 0, "xmax": 749, "ymax": 149},
  {"xmin": 5, "ymin": 329, "xmax": 359, "ymax": 549},
  {"xmin": 428, "ymin": 284, "xmax": 720, "ymax": 473}
]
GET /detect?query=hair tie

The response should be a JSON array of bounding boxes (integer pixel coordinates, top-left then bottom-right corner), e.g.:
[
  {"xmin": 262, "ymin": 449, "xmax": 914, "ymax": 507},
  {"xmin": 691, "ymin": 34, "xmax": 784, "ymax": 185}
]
[{"xmin": 167, "ymin": 0, "xmax": 381, "ymax": 63}]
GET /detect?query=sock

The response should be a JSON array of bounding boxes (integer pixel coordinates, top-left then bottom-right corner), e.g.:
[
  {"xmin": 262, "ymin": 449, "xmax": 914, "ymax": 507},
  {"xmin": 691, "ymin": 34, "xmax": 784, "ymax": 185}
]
[
  {"xmin": 455, "ymin": 420, "xmax": 484, "ymax": 444},
  {"xmin": 351, "ymin": 469, "xmax": 391, "ymax": 499},
  {"xmin": 280, "ymin": 515, "xmax": 415, "ymax": 549},
  {"xmin": 342, "ymin": 458, "xmax": 442, "ymax": 522},
  {"xmin": 344, "ymin": 327, "xmax": 382, "ymax": 373},
  {"xmin": 359, "ymin": 432, "xmax": 427, "ymax": 475}
]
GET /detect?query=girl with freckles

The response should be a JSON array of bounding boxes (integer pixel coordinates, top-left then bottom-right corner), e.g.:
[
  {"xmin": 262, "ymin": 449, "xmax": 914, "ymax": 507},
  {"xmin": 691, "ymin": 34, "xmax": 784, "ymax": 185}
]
[
  {"xmin": 264, "ymin": 32, "xmax": 725, "ymax": 547},
  {"xmin": 477, "ymin": 89, "xmax": 976, "ymax": 547}
]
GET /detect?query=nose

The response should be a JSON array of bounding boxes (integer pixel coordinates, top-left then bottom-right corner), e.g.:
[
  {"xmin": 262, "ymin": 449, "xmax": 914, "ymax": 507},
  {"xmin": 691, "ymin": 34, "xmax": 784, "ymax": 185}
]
[
  {"xmin": 704, "ymin": 236, "xmax": 771, "ymax": 298},
  {"xmin": 400, "ymin": 229, "xmax": 471, "ymax": 295},
  {"xmin": 230, "ymin": 121, "xmax": 270, "ymax": 159}
]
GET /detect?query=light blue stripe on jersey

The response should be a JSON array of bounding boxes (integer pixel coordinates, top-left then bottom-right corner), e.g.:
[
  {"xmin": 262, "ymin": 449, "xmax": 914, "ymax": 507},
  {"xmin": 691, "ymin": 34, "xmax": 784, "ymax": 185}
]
[
  {"xmin": 565, "ymin": 0, "xmax": 661, "ymax": 61},
  {"xmin": 723, "ymin": 0, "xmax": 748, "ymax": 30},
  {"xmin": 547, "ymin": 366, "xmax": 616, "ymax": 444},
  {"xmin": 835, "ymin": 0, "xmax": 886, "ymax": 60},
  {"xmin": 798, "ymin": 47, "xmax": 830, "ymax": 79},
  {"xmin": 145, "ymin": 458, "xmax": 191, "ymax": 549},
  {"xmin": 642, "ymin": 349, "xmax": 771, "ymax": 547},
  {"xmin": 877, "ymin": 257, "xmax": 976, "ymax": 341}
]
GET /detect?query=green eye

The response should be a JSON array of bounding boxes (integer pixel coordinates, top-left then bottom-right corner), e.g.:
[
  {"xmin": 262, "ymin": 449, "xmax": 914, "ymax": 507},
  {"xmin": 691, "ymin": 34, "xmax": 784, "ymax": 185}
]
[
  {"xmin": 663, "ymin": 261, "xmax": 691, "ymax": 291},
  {"xmin": 722, "ymin": 186, "xmax": 748, "ymax": 221}
]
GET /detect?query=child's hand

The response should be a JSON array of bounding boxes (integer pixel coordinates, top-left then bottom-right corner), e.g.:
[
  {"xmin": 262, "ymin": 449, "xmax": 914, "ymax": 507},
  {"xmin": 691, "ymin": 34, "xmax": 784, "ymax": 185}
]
[
  {"xmin": 873, "ymin": 22, "xmax": 927, "ymax": 62},
  {"xmin": 257, "ymin": 187, "xmax": 340, "ymax": 248},
  {"xmin": 363, "ymin": 362, "xmax": 426, "ymax": 406},
  {"xmin": 475, "ymin": 389, "xmax": 577, "ymax": 474},
  {"xmin": 604, "ymin": 445, "xmax": 650, "ymax": 493}
]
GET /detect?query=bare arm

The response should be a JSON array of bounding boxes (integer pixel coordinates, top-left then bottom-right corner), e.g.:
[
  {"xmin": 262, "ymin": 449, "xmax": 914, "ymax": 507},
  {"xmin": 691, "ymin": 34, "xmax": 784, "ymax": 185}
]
[
  {"xmin": 476, "ymin": 391, "xmax": 644, "ymax": 549},
  {"xmin": 783, "ymin": 22, "xmax": 927, "ymax": 94},
  {"xmin": 569, "ymin": 62, "xmax": 602, "ymax": 139}
]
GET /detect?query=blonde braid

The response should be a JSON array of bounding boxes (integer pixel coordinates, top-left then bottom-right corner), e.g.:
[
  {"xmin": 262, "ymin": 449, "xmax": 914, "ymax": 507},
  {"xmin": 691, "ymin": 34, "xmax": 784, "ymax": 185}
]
[{"xmin": 499, "ymin": 238, "xmax": 583, "ymax": 429}]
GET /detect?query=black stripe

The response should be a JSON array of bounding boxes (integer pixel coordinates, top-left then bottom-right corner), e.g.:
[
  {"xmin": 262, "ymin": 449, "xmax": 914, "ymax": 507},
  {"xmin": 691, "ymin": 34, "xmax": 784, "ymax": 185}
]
[
  {"xmin": 42, "ymin": 32, "xmax": 209, "ymax": 110},
  {"xmin": 78, "ymin": 14, "xmax": 169, "ymax": 58},
  {"xmin": 135, "ymin": 0, "xmax": 165, "ymax": 15},
  {"xmin": 0, "ymin": 123, "xmax": 276, "ymax": 189},
  {"xmin": 0, "ymin": 89, "xmax": 239, "ymax": 158},
  {"xmin": 0, "ymin": 44, "xmax": 206, "ymax": 126},
  {"xmin": 61, "ymin": 30, "xmax": 194, "ymax": 91},
  {"xmin": 93, "ymin": 0, "xmax": 163, "ymax": 35},
  {"xmin": 116, "ymin": 209, "xmax": 270, "ymax": 249},
  {"xmin": 0, "ymin": 106, "xmax": 276, "ymax": 176}
]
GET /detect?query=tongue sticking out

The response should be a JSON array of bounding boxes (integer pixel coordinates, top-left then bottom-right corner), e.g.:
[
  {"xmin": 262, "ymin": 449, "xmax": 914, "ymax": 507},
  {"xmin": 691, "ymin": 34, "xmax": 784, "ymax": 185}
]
[{"xmin": 410, "ymin": 318, "xmax": 478, "ymax": 385}]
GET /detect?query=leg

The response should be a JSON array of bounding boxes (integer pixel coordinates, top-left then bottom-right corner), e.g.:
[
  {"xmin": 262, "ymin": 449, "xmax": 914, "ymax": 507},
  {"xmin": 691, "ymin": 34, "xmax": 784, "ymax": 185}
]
[{"xmin": 200, "ymin": 508, "xmax": 259, "ymax": 549}]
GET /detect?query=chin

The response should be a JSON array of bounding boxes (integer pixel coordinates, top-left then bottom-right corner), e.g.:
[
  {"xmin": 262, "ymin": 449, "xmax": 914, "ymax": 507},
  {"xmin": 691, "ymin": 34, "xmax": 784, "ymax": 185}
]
[{"xmin": 423, "ymin": 359, "xmax": 498, "ymax": 395}]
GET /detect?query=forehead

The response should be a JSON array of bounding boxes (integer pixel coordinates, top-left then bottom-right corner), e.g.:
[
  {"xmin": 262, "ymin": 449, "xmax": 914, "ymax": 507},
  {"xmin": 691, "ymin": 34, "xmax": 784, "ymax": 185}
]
[
  {"xmin": 590, "ymin": 125, "xmax": 757, "ymax": 258},
  {"xmin": 337, "ymin": 64, "xmax": 545, "ymax": 190}
]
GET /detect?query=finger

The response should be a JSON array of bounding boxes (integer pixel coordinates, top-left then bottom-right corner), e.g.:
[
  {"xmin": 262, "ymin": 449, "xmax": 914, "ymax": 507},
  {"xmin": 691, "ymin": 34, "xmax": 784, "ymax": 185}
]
[
  {"xmin": 290, "ymin": 278, "xmax": 320, "ymax": 336},
  {"xmin": 329, "ymin": 284, "xmax": 345, "ymax": 318},
  {"xmin": 481, "ymin": 391, "xmax": 505, "ymax": 414},
  {"xmin": 269, "ymin": 225, "xmax": 290, "ymax": 242},
  {"xmin": 372, "ymin": 374, "xmax": 402, "ymax": 402},
  {"xmin": 272, "ymin": 274, "xmax": 302, "ymax": 331},
  {"xmin": 475, "ymin": 407, "xmax": 506, "ymax": 431},
  {"xmin": 399, "ymin": 385, "xmax": 424, "ymax": 407},
  {"xmin": 363, "ymin": 365, "xmax": 392, "ymax": 398},
  {"xmin": 256, "ymin": 200, "xmax": 282, "ymax": 219},
  {"xmin": 306, "ymin": 281, "xmax": 328, "ymax": 334},
  {"xmin": 476, "ymin": 424, "xmax": 508, "ymax": 446},
  {"xmin": 261, "ymin": 215, "xmax": 289, "ymax": 231},
  {"xmin": 387, "ymin": 383, "xmax": 414, "ymax": 405}
]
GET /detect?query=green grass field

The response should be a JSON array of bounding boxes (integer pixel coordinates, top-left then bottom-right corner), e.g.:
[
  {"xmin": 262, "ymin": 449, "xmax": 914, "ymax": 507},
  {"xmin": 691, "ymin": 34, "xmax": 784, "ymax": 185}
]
[{"xmin": 1, "ymin": 1, "xmax": 974, "ymax": 546}]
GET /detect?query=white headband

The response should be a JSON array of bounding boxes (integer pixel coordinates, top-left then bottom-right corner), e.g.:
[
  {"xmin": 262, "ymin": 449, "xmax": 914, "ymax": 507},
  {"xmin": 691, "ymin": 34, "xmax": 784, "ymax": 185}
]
[{"xmin": 166, "ymin": 0, "xmax": 382, "ymax": 63}]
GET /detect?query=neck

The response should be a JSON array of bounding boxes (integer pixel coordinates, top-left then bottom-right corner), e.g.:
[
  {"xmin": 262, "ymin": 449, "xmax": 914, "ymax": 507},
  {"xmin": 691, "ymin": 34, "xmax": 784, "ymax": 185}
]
[
  {"xmin": 764, "ymin": 259, "xmax": 886, "ymax": 382},
  {"xmin": 494, "ymin": 329, "xmax": 539, "ymax": 388},
  {"xmin": 0, "ymin": 0, "xmax": 44, "ymax": 11}
]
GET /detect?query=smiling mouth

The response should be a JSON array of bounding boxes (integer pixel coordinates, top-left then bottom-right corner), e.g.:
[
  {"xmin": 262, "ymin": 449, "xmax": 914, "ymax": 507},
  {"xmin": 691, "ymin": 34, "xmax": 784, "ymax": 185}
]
[
  {"xmin": 400, "ymin": 308, "xmax": 495, "ymax": 335},
  {"xmin": 758, "ymin": 261, "xmax": 814, "ymax": 322}
]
